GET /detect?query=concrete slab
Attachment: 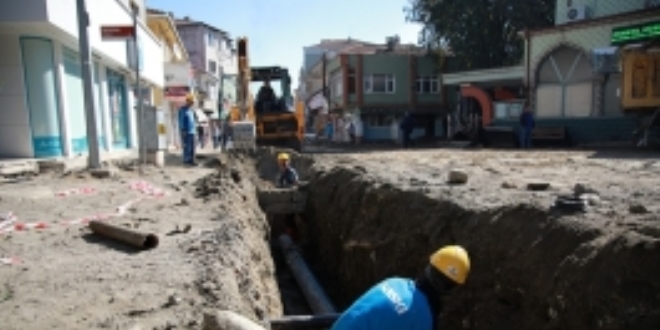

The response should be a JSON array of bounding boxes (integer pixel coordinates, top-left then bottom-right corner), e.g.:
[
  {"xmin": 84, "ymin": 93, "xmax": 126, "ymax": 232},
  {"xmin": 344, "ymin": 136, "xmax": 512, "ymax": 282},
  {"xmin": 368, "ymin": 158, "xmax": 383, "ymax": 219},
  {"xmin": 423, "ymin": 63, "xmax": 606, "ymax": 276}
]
[{"xmin": 0, "ymin": 159, "xmax": 39, "ymax": 177}]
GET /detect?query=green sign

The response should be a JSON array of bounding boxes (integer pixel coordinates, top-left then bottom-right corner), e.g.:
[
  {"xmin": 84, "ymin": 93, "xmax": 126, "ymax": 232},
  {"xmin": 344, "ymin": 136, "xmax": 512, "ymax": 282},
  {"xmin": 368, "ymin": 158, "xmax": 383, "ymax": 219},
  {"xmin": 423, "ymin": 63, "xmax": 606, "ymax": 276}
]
[{"xmin": 611, "ymin": 20, "xmax": 660, "ymax": 45}]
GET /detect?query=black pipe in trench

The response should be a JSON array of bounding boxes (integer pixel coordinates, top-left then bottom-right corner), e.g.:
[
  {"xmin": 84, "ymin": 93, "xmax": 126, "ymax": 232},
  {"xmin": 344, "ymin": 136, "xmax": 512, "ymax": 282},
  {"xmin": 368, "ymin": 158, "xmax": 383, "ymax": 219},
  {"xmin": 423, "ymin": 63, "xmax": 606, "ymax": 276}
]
[{"xmin": 277, "ymin": 233, "xmax": 336, "ymax": 315}]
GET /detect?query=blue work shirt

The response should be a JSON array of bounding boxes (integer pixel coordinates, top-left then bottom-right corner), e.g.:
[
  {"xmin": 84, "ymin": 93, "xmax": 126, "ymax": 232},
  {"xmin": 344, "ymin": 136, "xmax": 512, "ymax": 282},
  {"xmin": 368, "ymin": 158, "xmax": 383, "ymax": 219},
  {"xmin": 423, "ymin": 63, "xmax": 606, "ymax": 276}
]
[
  {"xmin": 178, "ymin": 106, "xmax": 197, "ymax": 135},
  {"xmin": 519, "ymin": 111, "xmax": 535, "ymax": 130},
  {"xmin": 331, "ymin": 277, "xmax": 434, "ymax": 330},
  {"xmin": 278, "ymin": 166, "xmax": 299, "ymax": 188}
]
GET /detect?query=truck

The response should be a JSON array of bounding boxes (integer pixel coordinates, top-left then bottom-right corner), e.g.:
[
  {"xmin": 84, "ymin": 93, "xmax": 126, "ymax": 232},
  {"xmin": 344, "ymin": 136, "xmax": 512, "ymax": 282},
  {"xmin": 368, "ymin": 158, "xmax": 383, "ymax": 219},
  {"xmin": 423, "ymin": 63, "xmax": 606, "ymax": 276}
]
[{"xmin": 229, "ymin": 37, "xmax": 305, "ymax": 151}]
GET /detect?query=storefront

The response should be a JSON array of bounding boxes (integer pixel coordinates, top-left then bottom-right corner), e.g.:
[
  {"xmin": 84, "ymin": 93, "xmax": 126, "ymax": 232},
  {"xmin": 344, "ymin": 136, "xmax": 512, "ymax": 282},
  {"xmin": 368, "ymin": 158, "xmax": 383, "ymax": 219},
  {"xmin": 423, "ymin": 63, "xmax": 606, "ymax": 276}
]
[{"xmin": 0, "ymin": 0, "xmax": 163, "ymax": 159}]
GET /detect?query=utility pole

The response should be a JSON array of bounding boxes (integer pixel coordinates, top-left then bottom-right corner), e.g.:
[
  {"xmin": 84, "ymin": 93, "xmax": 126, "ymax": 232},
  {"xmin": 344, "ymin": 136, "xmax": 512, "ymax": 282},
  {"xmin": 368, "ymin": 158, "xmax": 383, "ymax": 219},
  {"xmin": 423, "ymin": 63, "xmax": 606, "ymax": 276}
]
[
  {"xmin": 322, "ymin": 52, "xmax": 328, "ymax": 100},
  {"xmin": 131, "ymin": 6, "xmax": 145, "ymax": 174},
  {"xmin": 76, "ymin": 0, "xmax": 101, "ymax": 169}
]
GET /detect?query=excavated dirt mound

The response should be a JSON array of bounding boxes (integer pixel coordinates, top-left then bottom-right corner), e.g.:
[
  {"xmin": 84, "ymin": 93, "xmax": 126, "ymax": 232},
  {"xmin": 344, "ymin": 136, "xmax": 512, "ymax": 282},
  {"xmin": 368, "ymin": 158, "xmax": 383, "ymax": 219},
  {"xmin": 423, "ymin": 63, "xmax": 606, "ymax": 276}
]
[
  {"xmin": 190, "ymin": 153, "xmax": 282, "ymax": 322},
  {"xmin": 0, "ymin": 152, "xmax": 281, "ymax": 329},
  {"xmin": 303, "ymin": 151, "xmax": 660, "ymax": 330}
]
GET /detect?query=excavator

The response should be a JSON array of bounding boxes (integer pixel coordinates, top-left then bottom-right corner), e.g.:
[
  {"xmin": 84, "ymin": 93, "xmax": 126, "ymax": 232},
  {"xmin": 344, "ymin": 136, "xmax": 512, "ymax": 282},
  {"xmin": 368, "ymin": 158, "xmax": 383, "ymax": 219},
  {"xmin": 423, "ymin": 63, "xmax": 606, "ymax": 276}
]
[{"xmin": 228, "ymin": 37, "xmax": 305, "ymax": 151}]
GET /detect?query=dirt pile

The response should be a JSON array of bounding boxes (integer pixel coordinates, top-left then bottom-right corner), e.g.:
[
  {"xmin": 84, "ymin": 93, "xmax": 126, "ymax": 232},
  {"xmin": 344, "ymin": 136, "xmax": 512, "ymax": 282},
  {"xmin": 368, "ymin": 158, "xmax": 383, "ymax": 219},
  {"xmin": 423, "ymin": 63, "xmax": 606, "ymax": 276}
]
[
  {"xmin": 304, "ymin": 163, "xmax": 660, "ymax": 330},
  {"xmin": 0, "ymin": 152, "xmax": 282, "ymax": 330},
  {"xmin": 188, "ymin": 153, "xmax": 282, "ymax": 321}
]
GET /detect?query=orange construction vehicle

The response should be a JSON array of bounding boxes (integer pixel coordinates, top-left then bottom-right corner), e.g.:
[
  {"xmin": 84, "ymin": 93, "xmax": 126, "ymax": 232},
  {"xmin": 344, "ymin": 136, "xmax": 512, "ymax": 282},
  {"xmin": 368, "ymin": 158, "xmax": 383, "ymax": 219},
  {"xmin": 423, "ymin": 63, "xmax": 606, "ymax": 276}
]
[{"xmin": 230, "ymin": 37, "xmax": 305, "ymax": 151}]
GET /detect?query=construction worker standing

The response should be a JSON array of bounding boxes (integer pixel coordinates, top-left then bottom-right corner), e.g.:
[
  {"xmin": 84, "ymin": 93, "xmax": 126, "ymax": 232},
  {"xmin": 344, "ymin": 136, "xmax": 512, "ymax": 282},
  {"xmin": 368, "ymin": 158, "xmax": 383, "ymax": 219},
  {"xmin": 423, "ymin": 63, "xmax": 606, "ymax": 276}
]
[
  {"xmin": 178, "ymin": 94, "xmax": 198, "ymax": 166},
  {"xmin": 331, "ymin": 245, "xmax": 470, "ymax": 330},
  {"xmin": 277, "ymin": 153, "xmax": 299, "ymax": 188}
]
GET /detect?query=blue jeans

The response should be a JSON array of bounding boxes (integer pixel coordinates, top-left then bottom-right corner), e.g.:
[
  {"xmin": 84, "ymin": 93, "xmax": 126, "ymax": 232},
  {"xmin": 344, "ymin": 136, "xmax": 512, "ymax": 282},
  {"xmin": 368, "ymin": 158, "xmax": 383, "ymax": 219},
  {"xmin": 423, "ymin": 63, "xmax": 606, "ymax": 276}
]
[
  {"xmin": 182, "ymin": 132, "xmax": 196, "ymax": 163},
  {"xmin": 520, "ymin": 128, "xmax": 532, "ymax": 148}
]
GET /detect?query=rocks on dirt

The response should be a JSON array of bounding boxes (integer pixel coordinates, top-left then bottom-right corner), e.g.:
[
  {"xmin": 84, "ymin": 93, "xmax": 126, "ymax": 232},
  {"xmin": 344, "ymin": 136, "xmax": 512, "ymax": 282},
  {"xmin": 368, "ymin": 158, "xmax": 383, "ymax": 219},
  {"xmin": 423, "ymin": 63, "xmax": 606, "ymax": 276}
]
[
  {"xmin": 202, "ymin": 310, "xmax": 266, "ymax": 330},
  {"xmin": 89, "ymin": 167, "xmax": 117, "ymax": 179},
  {"xmin": 447, "ymin": 169, "xmax": 468, "ymax": 184},
  {"xmin": 501, "ymin": 181, "xmax": 517, "ymax": 189},
  {"xmin": 629, "ymin": 203, "xmax": 649, "ymax": 214},
  {"xmin": 526, "ymin": 182, "xmax": 551, "ymax": 191},
  {"xmin": 573, "ymin": 183, "xmax": 598, "ymax": 196}
]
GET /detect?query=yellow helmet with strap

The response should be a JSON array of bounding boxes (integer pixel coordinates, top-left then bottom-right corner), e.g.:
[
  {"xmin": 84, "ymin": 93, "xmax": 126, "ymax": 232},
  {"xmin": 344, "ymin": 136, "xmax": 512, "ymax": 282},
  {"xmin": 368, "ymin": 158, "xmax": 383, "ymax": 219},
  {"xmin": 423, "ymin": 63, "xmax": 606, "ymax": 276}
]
[{"xmin": 429, "ymin": 245, "xmax": 470, "ymax": 285}]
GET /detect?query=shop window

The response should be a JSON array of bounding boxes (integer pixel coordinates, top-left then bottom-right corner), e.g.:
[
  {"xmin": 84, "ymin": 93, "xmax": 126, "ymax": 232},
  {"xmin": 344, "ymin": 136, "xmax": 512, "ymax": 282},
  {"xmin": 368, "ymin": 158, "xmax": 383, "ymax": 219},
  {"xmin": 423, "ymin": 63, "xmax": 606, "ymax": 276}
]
[{"xmin": 20, "ymin": 37, "xmax": 63, "ymax": 157}]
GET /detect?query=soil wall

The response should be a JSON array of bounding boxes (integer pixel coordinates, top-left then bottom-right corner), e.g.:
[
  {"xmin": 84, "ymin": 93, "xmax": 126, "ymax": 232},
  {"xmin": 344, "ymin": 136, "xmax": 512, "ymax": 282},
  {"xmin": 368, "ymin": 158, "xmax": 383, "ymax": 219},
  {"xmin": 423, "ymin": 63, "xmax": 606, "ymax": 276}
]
[
  {"xmin": 304, "ymin": 166, "xmax": 660, "ymax": 330},
  {"xmin": 192, "ymin": 153, "xmax": 283, "ymax": 322}
]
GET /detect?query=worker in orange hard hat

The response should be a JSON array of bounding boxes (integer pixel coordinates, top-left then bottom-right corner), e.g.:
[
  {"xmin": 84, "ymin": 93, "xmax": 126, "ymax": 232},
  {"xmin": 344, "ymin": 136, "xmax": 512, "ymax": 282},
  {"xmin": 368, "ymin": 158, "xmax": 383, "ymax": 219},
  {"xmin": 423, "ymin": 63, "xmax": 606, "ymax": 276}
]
[
  {"xmin": 331, "ymin": 245, "xmax": 471, "ymax": 330},
  {"xmin": 178, "ymin": 93, "xmax": 198, "ymax": 166},
  {"xmin": 277, "ymin": 152, "xmax": 299, "ymax": 188}
]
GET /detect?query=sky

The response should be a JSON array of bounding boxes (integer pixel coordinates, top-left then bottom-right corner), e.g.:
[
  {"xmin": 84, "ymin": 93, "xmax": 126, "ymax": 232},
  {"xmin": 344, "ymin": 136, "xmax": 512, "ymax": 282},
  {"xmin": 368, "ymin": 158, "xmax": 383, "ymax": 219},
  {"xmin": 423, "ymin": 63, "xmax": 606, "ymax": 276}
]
[{"xmin": 147, "ymin": 0, "xmax": 423, "ymax": 90}]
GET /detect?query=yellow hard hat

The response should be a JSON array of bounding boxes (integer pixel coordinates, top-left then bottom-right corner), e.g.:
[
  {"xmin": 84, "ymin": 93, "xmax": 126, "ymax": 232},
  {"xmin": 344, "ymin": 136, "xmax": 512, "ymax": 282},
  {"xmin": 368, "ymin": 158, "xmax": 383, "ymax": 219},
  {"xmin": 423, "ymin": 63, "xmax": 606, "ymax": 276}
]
[
  {"xmin": 277, "ymin": 153, "xmax": 290, "ymax": 161},
  {"xmin": 185, "ymin": 93, "xmax": 195, "ymax": 102},
  {"xmin": 429, "ymin": 245, "xmax": 470, "ymax": 285}
]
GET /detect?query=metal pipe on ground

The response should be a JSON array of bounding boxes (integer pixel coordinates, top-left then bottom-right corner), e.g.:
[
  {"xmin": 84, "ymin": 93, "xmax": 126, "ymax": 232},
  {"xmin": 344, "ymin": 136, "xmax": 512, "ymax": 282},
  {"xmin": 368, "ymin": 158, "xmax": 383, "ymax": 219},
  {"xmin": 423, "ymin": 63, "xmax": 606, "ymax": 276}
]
[
  {"xmin": 89, "ymin": 221, "xmax": 159, "ymax": 250},
  {"xmin": 278, "ymin": 234, "xmax": 336, "ymax": 315},
  {"xmin": 270, "ymin": 314, "xmax": 341, "ymax": 330}
]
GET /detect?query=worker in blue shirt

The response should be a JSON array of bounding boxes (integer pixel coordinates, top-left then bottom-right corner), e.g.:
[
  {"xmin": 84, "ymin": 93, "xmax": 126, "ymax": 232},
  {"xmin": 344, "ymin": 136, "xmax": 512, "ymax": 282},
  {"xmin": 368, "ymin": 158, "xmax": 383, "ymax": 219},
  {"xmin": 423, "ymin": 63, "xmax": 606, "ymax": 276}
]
[
  {"xmin": 331, "ymin": 245, "xmax": 471, "ymax": 330},
  {"xmin": 519, "ymin": 104, "xmax": 535, "ymax": 148},
  {"xmin": 277, "ymin": 152, "xmax": 299, "ymax": 188},
  {"xmin": 178, "ymin": 94, "xmax": 198, "ymax": 166}
]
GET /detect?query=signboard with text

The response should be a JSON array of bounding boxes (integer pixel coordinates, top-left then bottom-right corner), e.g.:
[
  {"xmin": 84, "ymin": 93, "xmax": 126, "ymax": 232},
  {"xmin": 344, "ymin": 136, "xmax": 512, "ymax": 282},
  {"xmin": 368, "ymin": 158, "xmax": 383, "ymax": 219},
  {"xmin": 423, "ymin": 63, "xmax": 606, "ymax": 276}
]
[
  {"xmin": 611, "ymin": 20, "xmax": 660, "ymax": 45},
  {"xmin": 101, "ymin": 25, "xmax": 135, "ymax": 40}
]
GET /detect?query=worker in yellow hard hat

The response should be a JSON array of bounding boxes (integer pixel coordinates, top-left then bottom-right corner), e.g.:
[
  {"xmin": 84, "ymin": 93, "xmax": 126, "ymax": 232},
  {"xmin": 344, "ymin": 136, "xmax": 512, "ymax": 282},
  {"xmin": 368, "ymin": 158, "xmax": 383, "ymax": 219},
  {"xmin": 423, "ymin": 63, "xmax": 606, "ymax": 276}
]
[
  {"xmin": 178, "ymin": 93, "xmax": 198, "ymax": 166},
  {"xmin": 331, "ymin": 245, "xmax": 470, "ymax": 330},
  {"xmin": 277, "ymin": 152, "xmax": 299, "ymax": 188}
]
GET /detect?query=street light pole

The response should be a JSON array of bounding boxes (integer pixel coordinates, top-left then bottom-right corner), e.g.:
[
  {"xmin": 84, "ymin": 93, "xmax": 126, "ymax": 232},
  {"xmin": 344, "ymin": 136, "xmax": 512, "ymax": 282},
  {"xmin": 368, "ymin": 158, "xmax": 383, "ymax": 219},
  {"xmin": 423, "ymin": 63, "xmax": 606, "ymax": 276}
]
[
  {"xmin": 131, "ymin": 7, "xmax": 145, "ymax": 174},
  {"xmin": 76, "ymin": 0, "xmax": 101, "ymax": 169}
]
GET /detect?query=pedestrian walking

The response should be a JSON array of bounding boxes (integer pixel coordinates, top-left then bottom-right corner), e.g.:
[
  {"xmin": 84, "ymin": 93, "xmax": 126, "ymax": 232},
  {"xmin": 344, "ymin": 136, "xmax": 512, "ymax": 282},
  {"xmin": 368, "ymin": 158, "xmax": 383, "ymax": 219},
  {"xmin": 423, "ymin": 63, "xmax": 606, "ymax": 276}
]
[
  {"xmin": 212, "ymin": 119, "xmax": 222, "ymax": 150},
  {"xmin": 220, "ymin": 115, "xmax": 232, "ymax": 151},
  {"xmin": 331, "ymin": 245, "xmax": 470, "ymax": 330},
  {"xmin": 325, "ymin": 121, "xmax": 334, "ymax": 144},
  {"xmin": 519, "ymin": 104, "xmax": 535, "ymax": 148},
  {"xmin": 347, "ymin": 121, "xmax": 356, "ymax": 145},
  {"xmin": 399, "ymin": 112, "xmax": 414, "ymax": 148},
  {"xmin": 197, "ymin": 120, "xmax": 206, "ymax": 149},
  {"xmin": 178, "ymin": 94, "xmax": 198, "ymax": 166}
]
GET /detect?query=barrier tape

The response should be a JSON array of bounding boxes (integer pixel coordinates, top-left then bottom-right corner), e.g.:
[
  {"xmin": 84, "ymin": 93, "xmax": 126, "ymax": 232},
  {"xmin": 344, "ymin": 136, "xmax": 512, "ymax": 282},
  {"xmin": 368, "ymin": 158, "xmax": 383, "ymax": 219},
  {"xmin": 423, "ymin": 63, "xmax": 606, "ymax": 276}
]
[
  {"xmin": 129, "ymin": 181, "xmax": 167, "ymax": 198},
  {"xmin": 1, "ymin": 257, "xmax": 20, "ymax": 266},
  {"xmin": 55, "ymin": 187, "xmax": 96, "ymax": 197},
  {"xmin": 0, "ymin": 181, "xmax": 166, "ymax": 236},
  {"xmin": 0, "ymin": 212, "xmax": 17, "ymax": 230}
]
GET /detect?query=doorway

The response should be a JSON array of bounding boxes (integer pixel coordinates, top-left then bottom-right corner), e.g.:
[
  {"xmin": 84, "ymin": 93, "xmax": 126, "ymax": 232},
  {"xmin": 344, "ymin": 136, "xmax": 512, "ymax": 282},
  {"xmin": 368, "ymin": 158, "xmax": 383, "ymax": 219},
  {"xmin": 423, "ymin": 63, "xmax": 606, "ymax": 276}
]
[{"xmin": 106, "ymin": 69, "xmax": 130, "ymax": 149}]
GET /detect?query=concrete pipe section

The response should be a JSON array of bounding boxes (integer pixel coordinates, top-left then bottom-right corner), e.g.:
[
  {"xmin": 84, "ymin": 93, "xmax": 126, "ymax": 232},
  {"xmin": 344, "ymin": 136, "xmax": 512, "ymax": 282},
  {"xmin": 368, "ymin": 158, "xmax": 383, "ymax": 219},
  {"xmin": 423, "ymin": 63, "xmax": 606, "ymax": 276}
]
[{"xmin": 89, "ymin": 221, "xmax": 159, "ymax": 250}]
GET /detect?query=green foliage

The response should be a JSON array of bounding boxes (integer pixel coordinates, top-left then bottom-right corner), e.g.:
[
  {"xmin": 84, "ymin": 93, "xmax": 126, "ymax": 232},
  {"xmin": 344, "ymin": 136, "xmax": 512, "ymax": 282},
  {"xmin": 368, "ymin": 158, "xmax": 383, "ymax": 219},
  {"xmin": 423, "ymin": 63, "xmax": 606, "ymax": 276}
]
[{"xmin": 404, "ymin": 0, "xmax": 555, "ymax": 71}]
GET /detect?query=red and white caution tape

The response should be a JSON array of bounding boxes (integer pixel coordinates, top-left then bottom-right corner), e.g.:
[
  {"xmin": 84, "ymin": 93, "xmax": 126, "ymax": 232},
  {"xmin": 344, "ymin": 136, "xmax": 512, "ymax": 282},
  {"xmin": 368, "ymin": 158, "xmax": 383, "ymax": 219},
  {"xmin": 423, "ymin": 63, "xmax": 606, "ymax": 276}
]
[
  {"xmin": 0, "ymin": 212, "xmax": 17, "ymax": 230},
  {"xmin": 1, "ymin": 180, "xmax": 166, "ymax": 236},
  {"xmin": 129, "ymin": 181, "xmax": 167, "ymax": 198},
  {"xmin": 55, "ymin": 187, "xmax": 96, "ymax": 197},
  {"xmin": 1, "ymin": 257, "xmax": 20, "ymax": 266}
]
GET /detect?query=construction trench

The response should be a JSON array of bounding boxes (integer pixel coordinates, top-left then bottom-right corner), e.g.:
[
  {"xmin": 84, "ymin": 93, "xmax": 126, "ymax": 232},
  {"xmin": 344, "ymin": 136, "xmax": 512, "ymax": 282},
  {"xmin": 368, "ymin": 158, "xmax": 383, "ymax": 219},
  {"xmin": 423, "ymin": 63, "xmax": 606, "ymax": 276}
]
[{"xmin": 210, "ymin": 149, "xmax": 660, "ymax": 330}]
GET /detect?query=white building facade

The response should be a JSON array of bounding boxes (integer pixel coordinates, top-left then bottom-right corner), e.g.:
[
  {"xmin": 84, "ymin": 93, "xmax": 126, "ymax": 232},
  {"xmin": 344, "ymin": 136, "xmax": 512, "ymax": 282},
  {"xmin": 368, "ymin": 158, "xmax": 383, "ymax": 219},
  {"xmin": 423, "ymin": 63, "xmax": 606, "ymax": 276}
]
[
  {"xmin": 0, "ymin": 0, "xmax": 163, "ymax": 159},
  {"xmin": 175, "ymin": 18, "xmax": 236, "ymax": 118}
]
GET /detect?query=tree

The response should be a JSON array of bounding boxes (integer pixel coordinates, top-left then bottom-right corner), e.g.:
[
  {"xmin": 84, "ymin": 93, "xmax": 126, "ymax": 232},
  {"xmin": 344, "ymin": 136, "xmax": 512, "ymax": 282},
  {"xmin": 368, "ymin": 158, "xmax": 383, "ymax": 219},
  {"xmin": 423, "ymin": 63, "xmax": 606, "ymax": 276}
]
[{"xmin": 405, "ymin": 0, "xmax": 555, "ymax": 71}]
